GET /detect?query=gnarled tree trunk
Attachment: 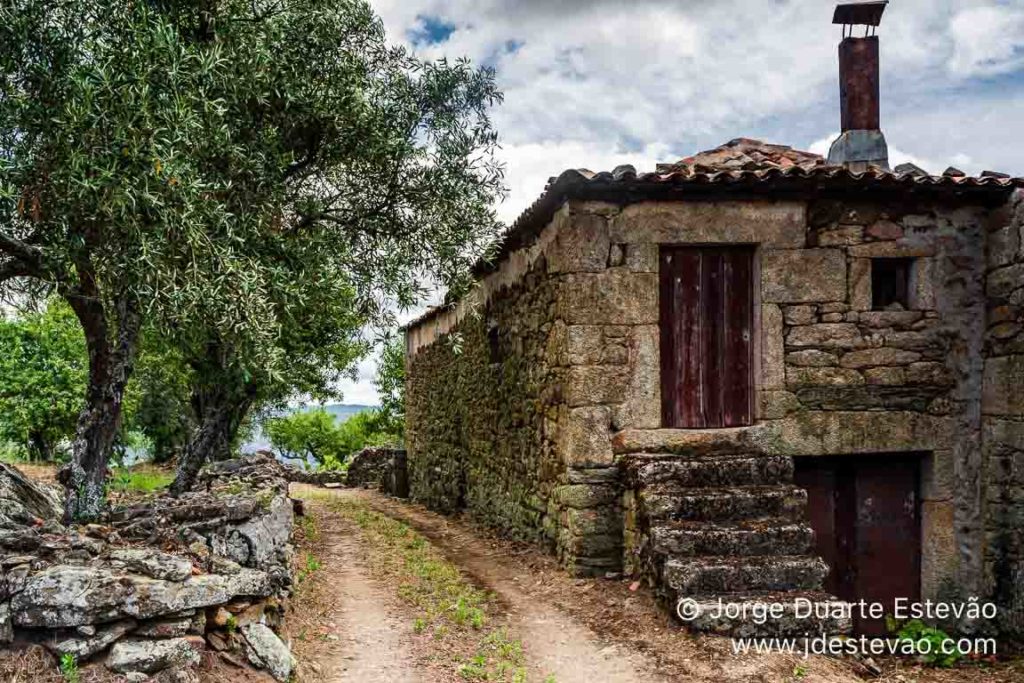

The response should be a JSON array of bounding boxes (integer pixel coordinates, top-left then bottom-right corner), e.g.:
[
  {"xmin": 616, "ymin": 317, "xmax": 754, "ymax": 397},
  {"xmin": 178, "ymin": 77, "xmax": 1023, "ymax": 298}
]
[
  {"xmin": 170, "ymin": 375, "xmax": 256, "ymax": 496},
  {"xmin": 62, "ymin": 292, "xmax": 140, "ymax": 522}
]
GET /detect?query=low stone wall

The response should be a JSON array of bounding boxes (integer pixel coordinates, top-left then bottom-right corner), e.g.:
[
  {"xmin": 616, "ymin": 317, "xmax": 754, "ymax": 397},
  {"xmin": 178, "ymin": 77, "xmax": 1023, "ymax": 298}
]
[
  {"xmin": 0, "ymin": 454, "xmax": 297, "ymax": 681},
  {"xmin": 343, "ymin": 446, "xmax": 408, "ymax": 497},
  {"xmin": 281, "ymin": 464, "xmax": 347, "ymax": 487}
]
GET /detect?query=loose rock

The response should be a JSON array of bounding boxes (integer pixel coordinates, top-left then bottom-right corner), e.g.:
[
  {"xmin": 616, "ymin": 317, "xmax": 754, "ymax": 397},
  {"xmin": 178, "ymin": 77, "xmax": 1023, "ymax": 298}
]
[
  {"xmin": 241, "ymin": 623, "xmax": 294, "ymax": 682},
  {"xmin": 107, "ymin": 637, "xmax": 201, "ymax": 674}
]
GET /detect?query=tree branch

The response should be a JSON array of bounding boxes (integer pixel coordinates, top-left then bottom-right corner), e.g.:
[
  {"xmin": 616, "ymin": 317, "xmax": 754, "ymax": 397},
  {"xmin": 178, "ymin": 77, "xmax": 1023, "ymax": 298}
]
[
  {"xmin": 0, "ymin": 258, "xmax": 34, "ymax": 284},
  {"xmin": 0, "ymin": 230, "xmax": 45, "ymax": 267}
]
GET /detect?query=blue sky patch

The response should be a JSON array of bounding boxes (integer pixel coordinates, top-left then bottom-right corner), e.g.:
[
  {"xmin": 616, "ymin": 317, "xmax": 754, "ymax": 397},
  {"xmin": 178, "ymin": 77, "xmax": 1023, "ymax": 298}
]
[{"xmin": 408, "ymin": 15, "xmax": 457, "ymax": 46}]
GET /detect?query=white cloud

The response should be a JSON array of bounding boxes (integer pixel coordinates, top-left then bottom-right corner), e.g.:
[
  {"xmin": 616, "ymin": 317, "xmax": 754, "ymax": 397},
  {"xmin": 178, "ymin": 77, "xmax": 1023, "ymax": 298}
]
[
  {"xmin": 333, "ymin": 354, "xmax": 382, "ymax": 406},
  {"xmin": 342, "ymin": 0, "xmax": 1024, "ymax": 405},
  {"xmin": 949, "ymin": 4, "xmax": 1024, "ymax": 78},
  {"xmin": 496, "ymin": 140, "xmax": 670, "ymax": 223}
]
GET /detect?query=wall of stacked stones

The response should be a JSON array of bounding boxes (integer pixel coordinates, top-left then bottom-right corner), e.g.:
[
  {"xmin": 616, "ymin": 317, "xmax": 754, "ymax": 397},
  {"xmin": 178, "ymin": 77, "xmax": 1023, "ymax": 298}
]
[
  {"xmin": 404, "ymin": 201, "xmax": 654, "ymax": 575},
  {"xmin": 0, "ymin": 454, "xmax": 297, "ymax": 681},
  {"xmin": 982, "ymin": 188, "xmax": 1024, "ymax": 637},
  {"xmin": 405, "ymin": 258, "xmax": 563, "ymax": 545}
]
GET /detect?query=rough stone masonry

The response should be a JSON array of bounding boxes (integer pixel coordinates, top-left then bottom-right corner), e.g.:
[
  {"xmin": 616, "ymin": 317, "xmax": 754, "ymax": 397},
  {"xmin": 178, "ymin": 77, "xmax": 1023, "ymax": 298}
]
[
  {"xmin": 404, "ymin": 140, "xmax": 1024, "ymax": 638},
  {"xmin": 0, "ymin": 454, "xmax": 298, "ymax": 680}
]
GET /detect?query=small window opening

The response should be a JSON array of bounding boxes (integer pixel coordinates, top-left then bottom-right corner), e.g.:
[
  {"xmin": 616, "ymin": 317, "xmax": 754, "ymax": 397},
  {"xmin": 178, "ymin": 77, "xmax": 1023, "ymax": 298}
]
[{"xmin": 871, "ymin": 258, "xmax": 914, "ymax": 311}]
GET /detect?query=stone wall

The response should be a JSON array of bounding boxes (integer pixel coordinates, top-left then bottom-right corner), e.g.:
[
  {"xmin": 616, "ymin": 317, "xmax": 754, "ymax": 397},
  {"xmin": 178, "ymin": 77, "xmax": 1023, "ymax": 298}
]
[
  {"xmin": 983, "ymin": 188, "xmax": 1024, "ymax": 638},
  {"xmin": 0, "ymin": 455, "xmax": 297, "ymax": 681},
  {"xmin": 406, "ymin": 254, "xmax": 563, "ymax": 546},
  {"xmin": 568, "ymin": 196, "xmax": 997, "ymax": 605}
]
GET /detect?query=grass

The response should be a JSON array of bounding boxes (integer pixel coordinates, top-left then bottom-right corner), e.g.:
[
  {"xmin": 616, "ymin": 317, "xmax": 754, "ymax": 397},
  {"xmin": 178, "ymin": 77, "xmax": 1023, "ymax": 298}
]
[
  {"xmin": 334, "ymin": 498, "xmax": 490, "ymax": 634},
  {"xmin": 108, "ymin": 465, "xmax": 174, "ymax": 494},
  {"xmin": 296, "ymin": 552, "xmax": 322, "ymax": 585},
  {"xmin": 299, "ymin": 513, "xmax": 319, "ymax": 542},
  {"xmin": 317, "ymin": 495, "xmax": 548, "ymax": 682}
]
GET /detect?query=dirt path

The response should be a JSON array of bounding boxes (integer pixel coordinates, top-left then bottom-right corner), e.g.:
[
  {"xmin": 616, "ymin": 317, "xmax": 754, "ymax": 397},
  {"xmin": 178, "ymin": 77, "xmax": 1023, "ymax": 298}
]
[
  {"xmin": 287, "ymin": 495, "xmax": 423, "ymax": 682},
  {"xmin": 352, "ymin": 494, "xmax": 664, "ymax": 683},
  {"xmin": 320, "ymin": 517, "xmax": 423, "ymax": 681},
  {"xmin": 292, "ymin": 486, "xmax": 662, "ymax": 683},
  {"xmin": 324, "ymin": 488, "xmax": 851, "ymax": 683},
  {"xmin": 289, "ymin": 487, "xmax": 1024, "ymax": 683}
]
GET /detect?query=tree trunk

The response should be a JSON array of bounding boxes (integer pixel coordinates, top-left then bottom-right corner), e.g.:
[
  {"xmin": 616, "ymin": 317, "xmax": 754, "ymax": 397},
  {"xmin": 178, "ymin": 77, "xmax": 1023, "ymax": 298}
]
[
  {"xmin": 62, "ymin": 295, "xmax": 140, "ymax": 523},
  {"xmin": 28, "ymin": 431, "xmax": 51, "ymax": 463},
  {"xmin": 170, "ymin": 381, "xmax": 256, "ymax": 496}
]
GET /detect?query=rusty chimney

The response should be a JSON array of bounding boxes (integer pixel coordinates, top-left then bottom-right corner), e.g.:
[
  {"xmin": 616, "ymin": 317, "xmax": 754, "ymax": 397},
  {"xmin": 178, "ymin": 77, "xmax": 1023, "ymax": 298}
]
[{"xmin": 828, "ymin": 1, "xmax": 890, "ymax": 171}]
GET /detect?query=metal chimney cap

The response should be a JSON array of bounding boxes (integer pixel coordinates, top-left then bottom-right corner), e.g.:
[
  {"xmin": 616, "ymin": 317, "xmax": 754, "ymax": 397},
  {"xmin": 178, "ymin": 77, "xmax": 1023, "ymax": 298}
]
[{"xmin": 833, "ymin": 1, "xmax": 888, "ymax": 27}]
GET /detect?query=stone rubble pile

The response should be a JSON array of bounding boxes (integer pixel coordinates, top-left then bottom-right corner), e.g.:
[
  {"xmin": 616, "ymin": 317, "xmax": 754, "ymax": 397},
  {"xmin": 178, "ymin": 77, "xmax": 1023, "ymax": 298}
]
[
  {"xmin": 343, "ymin": 447, "xmax": 408, "ymax": 497},
  {"xmin": 0, "ymin": 454, "xmax": 298, "ymax": 681}
]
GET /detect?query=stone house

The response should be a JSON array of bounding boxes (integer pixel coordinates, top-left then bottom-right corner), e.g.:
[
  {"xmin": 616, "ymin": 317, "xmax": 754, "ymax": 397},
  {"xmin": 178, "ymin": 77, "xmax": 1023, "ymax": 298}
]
[{"xmin": 403, "ymin": 2, "xmax": 1024, "ymax": 636}]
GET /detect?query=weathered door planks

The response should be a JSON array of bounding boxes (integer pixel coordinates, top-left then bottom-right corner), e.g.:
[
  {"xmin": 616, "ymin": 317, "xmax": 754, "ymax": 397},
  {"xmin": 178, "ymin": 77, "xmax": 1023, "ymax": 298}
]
[
  {"xmin": 660, "ymin": 246, "xmax": 754, "ymax": 428},
  {"xmin": 795, "ymin": 455, "xmax": 922, "ymax": 635}
]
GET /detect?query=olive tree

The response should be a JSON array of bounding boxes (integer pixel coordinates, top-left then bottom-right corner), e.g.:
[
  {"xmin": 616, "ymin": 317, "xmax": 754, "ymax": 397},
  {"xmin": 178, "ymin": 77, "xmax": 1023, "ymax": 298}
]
[
  {"xmin": 1, "ymin": 0, "xmax": 504, "ymax": 518},
  {"xmin": 0, "ymin": 300, "xmax": 87, "ymax": 461}
]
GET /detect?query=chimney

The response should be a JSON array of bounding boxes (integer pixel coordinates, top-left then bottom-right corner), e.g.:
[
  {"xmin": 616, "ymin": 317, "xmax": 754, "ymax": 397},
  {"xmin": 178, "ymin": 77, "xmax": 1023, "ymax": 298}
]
[{"xmin": 828, "ymin": 1, "xmax": 890, "ymax": 171}]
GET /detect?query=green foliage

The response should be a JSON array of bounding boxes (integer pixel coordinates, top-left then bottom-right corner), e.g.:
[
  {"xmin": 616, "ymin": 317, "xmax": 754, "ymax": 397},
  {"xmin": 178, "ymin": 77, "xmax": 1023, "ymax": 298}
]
[
  {"xmin": 0, "ymin": 441, "xmax": 28, "ymax": 463},
  {"xmin": 299, "ymin": 514, "xmax": 319, "ymax": 543},
  {"xmin": 59, "ymin": 653, "xmax": 79, "ymax": 683},
  {"xmin": 2, "ymin": 0, "xmax": 504, "ymax": 513},
  {"xmin": 374, "ymin": 335, "xmax": 407, "ymax": 442},
  {"xmin": 125, "ymin": 336, "xmax": 194, "ymax": 464},
  {"xmin": 296, "ymin": 551, "xmax": 322, "ymax": 585},
  {"xmin": 266, "ymin": 407, "xmax": 400, "ymax": 471},
  {"xmin": 265, "ymin": 409, "xmax": 350, "ymax": 471},
  {"xmin": 0, "ymin": 301, "xmax": 86, "ymax": 461},
  {"xmin": 336, "ymin": 409, "xmax": 402, "ymax": 452},
  {"xmin": 888, "ymin": 618, "xmax": 963, "ymax": 668},
  {"xmin": 457, "ymin": 628, "xmax": 529, "ymax": 681},
  {"xmin": 109, "ymin": 466, "xmax": 174, "ymax": 495}
]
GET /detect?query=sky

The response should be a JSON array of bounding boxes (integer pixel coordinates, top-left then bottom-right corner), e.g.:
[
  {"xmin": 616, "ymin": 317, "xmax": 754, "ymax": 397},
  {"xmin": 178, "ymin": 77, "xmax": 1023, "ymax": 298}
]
[{"xmin": 336, "ymin": 0, "xmax": 1024, "ymax": 406}]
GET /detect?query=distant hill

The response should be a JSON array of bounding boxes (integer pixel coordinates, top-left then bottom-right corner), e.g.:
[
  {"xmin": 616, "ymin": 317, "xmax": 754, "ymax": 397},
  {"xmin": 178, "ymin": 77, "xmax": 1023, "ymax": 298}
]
[
  {"xmin": 241, "ymin": 403, "xmax": 377, "ymax": 454},
  {"xmin": 320, "ymin": 404, "xmax": 375, "ymax": 421}
]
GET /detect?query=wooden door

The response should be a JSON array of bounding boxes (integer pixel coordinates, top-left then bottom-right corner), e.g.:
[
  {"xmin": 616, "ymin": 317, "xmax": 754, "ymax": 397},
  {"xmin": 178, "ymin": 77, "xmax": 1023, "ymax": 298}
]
[
  {"xmin": 659, "ymin": 246, "xmax": 754, "ymax": 428},
  {"xmin": 795, "ymin": 455, "xmax": 922, "ymax": 635}
]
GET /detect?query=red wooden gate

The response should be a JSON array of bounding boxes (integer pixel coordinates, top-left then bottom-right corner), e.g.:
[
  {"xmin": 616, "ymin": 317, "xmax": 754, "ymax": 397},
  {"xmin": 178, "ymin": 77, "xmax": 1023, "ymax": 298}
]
[
  {"xmin": 795, "ymin": 455, "xmax": 922, "ymax": 635},
  {"xmin": 659, "ymin": 246, "xmax": 754, "ymax": 428}
]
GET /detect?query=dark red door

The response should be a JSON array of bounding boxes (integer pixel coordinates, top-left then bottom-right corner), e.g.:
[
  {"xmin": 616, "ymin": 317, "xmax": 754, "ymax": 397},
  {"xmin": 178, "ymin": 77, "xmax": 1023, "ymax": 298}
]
[
  {"xmin": 795, "ymin": 455, "xmax": 922, "ymax": 635},
  {"xmin": 660, "ymin": 246, "xmax": 753, "ymax": 428}
]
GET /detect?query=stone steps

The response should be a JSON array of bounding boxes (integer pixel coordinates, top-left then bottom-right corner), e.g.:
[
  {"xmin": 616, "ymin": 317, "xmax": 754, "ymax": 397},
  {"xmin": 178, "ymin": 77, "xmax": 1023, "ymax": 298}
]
[
  {"xmin": 627, "ymin": 454, "xmax": 794, "ymax": 488},
  {"xmin": 664, "ymin": 555, "xmax": 829, "ymax": 596},
  {"xmin": 639, "ymin": 485, "xmax": 808, "ymax": 522},
  {"xmin": 650, "ymin": 519, "xmax": 814, "ymax": 557},
  {"xmin": 622, "ymin": 448, "xmax": 850, "ymax": 638}
]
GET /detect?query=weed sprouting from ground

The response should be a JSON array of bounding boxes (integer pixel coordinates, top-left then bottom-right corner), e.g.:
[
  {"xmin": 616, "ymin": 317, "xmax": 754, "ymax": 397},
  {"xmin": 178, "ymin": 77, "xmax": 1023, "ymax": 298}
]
[
  {"xmin": 59, "ymin": 654, "xmax": 79, "ymax": 683},
  {"xmin": 330, "ymin": 500, "xmax": 490, "ymax": 633},
  {"xmin": 300, "ymin": 513, "xmax": 319, "ymax": 542},
  {"xmin": 458, "ymin": 628, "xmax": 529, "ymax": 681},
  {"xmin": 296, "ymin": 552, "xmax": 322, "ymax": 585}
]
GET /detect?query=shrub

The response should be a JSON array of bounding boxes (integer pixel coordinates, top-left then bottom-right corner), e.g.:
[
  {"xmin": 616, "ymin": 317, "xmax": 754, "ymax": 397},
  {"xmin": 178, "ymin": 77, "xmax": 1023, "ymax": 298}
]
[{"xmin": 265, "ymin": 407, "xmax": 401, "ymax": 471}]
